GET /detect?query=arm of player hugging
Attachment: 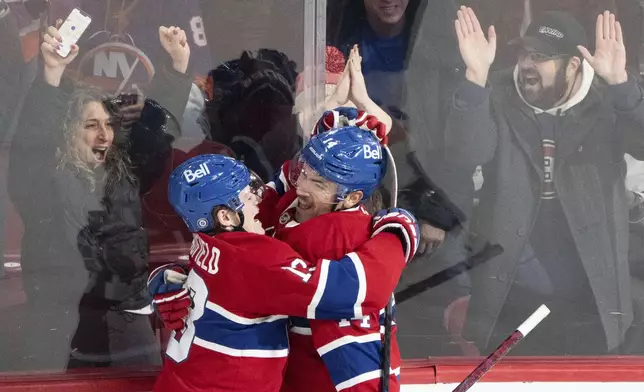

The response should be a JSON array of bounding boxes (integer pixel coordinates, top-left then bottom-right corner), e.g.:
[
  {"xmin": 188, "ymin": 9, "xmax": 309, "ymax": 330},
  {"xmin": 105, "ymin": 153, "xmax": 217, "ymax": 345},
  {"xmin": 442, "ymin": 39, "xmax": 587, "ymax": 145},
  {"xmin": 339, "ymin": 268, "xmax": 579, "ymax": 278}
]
[
  {"xmin": 256, "ymin": 160, "xmax": 295, "ymax": 231},
  {"xmin": 247, "ymin": 232, "xmax": 405, "ymax": 320}
]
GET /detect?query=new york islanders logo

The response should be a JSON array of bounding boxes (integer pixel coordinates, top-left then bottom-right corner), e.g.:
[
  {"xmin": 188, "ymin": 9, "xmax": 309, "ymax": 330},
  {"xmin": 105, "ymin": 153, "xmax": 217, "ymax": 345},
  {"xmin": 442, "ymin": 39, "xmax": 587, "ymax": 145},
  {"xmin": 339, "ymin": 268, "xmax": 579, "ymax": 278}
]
[{"xmin": 72, "ymin": 40, "xmax": 156, "ymax": 94}]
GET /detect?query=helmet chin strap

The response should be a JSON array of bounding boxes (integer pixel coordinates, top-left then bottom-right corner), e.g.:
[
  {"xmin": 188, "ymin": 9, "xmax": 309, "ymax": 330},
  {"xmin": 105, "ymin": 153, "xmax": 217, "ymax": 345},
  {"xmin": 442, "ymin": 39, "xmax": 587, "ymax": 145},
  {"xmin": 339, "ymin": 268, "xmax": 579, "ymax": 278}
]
[
  {"xmin": 229, "ymin": 210, "xmax": 246, "ymax": 232},
  {"xmin": 217, "ymin": 210, "xmax": 246, "ymax": 233}
]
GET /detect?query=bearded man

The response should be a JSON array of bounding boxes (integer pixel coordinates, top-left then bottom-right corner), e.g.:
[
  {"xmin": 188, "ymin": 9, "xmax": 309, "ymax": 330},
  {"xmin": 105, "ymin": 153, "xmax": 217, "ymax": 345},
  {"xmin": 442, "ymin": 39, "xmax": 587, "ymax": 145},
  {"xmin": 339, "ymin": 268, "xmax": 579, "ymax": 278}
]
[{"xmin": 446, "ymin": 7, "xmax": 644, "ymax": 355}]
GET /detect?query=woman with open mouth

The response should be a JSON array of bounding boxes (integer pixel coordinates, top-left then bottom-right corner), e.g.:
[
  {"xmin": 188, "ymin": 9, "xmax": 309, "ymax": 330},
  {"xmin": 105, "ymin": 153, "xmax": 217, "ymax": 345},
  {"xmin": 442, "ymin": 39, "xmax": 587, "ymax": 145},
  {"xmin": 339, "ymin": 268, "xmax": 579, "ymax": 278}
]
[{"xmin": 7, "ymin": 24, "xmax": 193, "ymax": 371}]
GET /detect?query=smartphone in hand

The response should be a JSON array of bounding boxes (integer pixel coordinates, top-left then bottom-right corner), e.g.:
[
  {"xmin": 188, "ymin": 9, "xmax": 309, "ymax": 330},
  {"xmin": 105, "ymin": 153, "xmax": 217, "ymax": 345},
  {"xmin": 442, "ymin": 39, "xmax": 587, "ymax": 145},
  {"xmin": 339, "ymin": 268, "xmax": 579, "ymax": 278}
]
[{"xmin": 55, "ymin": 8, "xmax": 92, "ymax": 58}]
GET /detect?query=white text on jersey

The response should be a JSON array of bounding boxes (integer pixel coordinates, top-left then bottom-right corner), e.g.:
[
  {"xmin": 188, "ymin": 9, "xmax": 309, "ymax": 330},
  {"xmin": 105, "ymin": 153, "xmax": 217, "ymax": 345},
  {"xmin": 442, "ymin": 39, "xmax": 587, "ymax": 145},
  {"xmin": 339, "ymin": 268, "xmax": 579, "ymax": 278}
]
[{"xmin": 191, "ymin": 235, "xmax": 220, "ymax": 275}]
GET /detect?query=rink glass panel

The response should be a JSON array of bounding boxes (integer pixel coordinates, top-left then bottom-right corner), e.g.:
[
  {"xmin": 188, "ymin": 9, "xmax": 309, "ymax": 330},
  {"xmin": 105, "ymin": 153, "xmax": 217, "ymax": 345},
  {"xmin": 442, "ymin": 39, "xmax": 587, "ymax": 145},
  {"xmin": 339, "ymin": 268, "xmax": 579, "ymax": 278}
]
[
  {"xmin": 0, "ymin": 0, "xmax": 316, "ymax": 375},
  {"xmin": 328, "ymin": 0, "xmax": 644, "ymax": 360},
  {"xmin": 0, "ymin": 0, "xmax": 643, "ymax": 382}
]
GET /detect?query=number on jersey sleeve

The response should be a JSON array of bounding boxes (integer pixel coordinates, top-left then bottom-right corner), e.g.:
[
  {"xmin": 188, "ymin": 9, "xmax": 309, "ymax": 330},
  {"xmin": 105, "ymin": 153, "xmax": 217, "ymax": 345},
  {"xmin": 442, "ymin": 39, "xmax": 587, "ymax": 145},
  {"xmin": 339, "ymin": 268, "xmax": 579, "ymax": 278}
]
[{"xmin": 166, "ymin": 271, "xmax": 209, "ymax": 363}]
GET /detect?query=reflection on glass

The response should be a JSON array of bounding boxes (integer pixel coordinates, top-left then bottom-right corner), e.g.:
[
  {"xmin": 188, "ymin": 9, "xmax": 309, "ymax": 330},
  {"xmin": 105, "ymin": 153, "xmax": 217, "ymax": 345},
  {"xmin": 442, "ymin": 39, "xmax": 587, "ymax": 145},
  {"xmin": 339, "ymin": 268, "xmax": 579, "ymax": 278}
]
[
  {"xmin": 1, "ymin": 0, "xmax": 644, "ymax": 386},
  {"xmin": 1, "ymin": 14, "xmax": 194, "ymax": 371},
  {"xmin": 327, "ymin": 0, "xmax": 644, "ymax": 360}
]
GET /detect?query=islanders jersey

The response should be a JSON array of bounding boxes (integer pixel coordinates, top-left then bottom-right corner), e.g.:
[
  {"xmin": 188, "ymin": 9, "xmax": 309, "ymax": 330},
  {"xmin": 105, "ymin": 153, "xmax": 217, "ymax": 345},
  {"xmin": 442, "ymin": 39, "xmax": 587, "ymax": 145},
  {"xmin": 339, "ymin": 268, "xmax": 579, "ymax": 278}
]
[
  {"xmin": 155, "ymin": 228, "xmax": 403, "ymax": 392},
  {"xmin": 258, "ymin": 183, "xmax": 403, "ymax": 392},
  {"xmin": 50, "ymin": 0, "xmax": 212, "ymax": 94}
]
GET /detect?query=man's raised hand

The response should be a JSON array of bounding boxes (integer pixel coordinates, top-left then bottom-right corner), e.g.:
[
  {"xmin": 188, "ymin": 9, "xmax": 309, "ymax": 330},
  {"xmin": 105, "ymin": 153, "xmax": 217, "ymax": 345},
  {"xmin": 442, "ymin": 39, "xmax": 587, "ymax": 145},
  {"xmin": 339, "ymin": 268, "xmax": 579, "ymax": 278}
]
[
  {"xmin": 455, "ymin": 6, "xmax": 496, "ymax": 87},
  {"xmin": 578, "ymin": 11, "xmax": 628, "ymax": 85}
]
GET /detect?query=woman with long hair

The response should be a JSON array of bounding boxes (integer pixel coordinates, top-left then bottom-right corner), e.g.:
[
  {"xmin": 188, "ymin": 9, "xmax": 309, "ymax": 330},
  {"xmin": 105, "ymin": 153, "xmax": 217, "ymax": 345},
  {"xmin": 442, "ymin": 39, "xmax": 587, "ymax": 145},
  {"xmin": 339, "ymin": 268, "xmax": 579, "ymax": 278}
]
[{"xmin": 7, "ymin": 24, "xmax": 193, "ymax": 371}]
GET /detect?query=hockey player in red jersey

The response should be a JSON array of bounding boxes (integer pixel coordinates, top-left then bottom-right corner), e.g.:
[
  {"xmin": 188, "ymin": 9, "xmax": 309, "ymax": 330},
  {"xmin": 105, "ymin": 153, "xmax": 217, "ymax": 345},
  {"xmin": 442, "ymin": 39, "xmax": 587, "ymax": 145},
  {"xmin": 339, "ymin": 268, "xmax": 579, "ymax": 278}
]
[
  {"xmin": 257, "ymin": 110, "xmax": 413, "ymax": 392},
  {"xmin": 151, "ymin": 153, "xmax": 417, "ymax": 392}
]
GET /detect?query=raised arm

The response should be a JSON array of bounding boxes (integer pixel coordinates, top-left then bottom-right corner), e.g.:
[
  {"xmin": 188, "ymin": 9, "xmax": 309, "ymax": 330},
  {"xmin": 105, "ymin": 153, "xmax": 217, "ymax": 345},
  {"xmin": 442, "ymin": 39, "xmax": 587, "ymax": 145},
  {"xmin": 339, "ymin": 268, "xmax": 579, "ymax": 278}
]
[
  {"xmin": 128, "ymin": 26, "xmax": 194, "ymax": 190},
  {"xmin": 577, "ymin": 12, "xmax": 644, "ymax": 158},
  {"xmin": 444, "ymin": 6, "xmax": 499, "ymax": 166},
  {"xmin": 0, "ymin": 3, "xmax": 24, "ymax": 122},
  {"xmin": 144, "ymin": 26, "xmax": 194, "ymax": 130},
  {"xmin": 8, "ymin": 24, "xmax": 75, "ymax": 207}
]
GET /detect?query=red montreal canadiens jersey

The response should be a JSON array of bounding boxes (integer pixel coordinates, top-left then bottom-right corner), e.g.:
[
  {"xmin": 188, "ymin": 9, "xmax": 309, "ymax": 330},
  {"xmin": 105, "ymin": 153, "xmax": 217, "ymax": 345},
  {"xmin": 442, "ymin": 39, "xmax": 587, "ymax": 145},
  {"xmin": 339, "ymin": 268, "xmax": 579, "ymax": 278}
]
[
  {"xmin": 258, "ymin": 186, "xmax": 404, "ymax": 392},
  {"xmin": 155, "ymin": 227, "xmax": 401, "ymax": 391},
  {"xmin": 50, "ymin": 0, "xmax": 212, "ymax": 94}
]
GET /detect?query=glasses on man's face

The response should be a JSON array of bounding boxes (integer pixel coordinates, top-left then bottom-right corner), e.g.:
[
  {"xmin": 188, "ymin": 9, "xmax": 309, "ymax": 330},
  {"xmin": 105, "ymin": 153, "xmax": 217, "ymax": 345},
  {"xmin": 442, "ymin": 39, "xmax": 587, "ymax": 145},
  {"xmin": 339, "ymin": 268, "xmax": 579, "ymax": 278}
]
[{"xmin": 517, "ymin": 49, "xmax": 568, "ymax": 63}]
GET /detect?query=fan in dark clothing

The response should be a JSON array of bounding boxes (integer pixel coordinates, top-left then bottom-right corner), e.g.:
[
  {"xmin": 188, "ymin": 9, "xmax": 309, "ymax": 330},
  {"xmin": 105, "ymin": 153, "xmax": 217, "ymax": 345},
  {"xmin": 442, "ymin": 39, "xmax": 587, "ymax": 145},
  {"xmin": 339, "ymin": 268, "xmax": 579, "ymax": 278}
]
[
  {"xmin": 205, "ymin": 49, "xmax": 300, "ymax": 181},
  {"xmin": 7, "ymin": 24, "xmax": 193, "ymax": 371}
]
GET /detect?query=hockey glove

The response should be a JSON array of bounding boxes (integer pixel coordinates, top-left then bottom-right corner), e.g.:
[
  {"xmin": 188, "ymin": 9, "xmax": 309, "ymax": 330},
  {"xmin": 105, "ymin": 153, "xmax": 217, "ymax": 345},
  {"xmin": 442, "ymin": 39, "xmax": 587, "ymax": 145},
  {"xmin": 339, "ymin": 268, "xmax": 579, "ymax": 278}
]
[
  {"xmin": 313, "ymin": 107, "xmax": 388, "ymax": 145},
  {"xmin": 267, "ymin": 159, "xmax": 295, "ymax": 197},
  {"xmin": 148, "ymin": 264, "xmax": 191, "ymax": 331},
  {"xmin": 372, "ymin": 208, "xmax": 420, "ymax": 264}
]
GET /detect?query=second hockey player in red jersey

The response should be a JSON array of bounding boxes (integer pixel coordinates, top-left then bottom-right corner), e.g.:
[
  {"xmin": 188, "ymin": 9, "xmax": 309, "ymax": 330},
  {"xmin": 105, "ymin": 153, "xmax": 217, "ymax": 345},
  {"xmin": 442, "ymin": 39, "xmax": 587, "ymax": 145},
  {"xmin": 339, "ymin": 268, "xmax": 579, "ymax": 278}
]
[
  {"xmin": 151, "ymin": 153, "xmax": 417, "ymax": 392},
  {"xmin": 259, "ymin": 108, "xmax": 416, "ymax": 392}
]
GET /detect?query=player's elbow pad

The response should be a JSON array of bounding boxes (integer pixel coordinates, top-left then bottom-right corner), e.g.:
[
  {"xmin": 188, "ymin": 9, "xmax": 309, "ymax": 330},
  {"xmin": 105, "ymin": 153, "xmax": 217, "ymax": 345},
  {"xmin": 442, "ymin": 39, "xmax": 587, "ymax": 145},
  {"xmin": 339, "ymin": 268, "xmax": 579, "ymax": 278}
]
[{"xmin": 306, "ymin": 253, "xmax": 368, "ymax": 320}]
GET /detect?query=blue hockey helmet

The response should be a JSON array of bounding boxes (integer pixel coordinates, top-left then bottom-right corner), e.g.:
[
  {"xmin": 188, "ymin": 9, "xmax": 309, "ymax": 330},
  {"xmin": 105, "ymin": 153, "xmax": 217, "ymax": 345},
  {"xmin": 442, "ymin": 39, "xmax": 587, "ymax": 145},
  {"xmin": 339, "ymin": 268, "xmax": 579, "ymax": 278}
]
[
  {"xmin": 168, "ymin": 154, "xmax": 251, "ymax": 233},
  {"xmin": 297, "ymin": 126, "xmax": 387, "ymax": 201}
]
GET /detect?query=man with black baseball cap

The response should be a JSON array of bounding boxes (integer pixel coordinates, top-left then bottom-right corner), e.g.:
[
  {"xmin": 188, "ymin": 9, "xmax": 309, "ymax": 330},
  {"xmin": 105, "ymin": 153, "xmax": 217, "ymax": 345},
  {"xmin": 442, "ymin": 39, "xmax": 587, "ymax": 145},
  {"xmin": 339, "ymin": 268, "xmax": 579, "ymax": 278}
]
[
  {"xmin": 509, "ymin": 11, "xmax": 595, "ymax": 111},
  {"xmin": 443, "ymin": 6, "xmax": 644, "ymax": 356},
  {"xmin": 510, "ymin": 11, "xmax": 588, "ymax": 58}
]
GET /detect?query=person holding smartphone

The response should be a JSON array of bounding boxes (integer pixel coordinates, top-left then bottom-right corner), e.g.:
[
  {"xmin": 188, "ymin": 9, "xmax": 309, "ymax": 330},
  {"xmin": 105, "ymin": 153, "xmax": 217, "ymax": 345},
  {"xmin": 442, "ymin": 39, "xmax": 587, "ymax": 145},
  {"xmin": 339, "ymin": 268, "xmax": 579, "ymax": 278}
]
[{"xmin": 7, "ymin": 22, "xmax": 193, "ymax": 370}]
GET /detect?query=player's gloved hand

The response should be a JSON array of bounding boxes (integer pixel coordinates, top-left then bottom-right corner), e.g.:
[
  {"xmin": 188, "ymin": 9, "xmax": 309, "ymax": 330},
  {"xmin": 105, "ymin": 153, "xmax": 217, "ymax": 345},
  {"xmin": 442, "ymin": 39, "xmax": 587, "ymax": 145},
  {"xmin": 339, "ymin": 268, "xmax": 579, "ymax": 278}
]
[
  {"xmin": 312, "ymin": 107, "xmax": 388, "ymax": 145},
  {"xmin": 357, "ymin": 112, "xmax": 388, "ymax": 145},
  {"xmin": 268, "ymin": 159, "xmax": 294, "ymax": 196},
  {"xmin": 371, "ymin": 208, "xmax": 420, "ymax": 264},
  {"xmin": 148, "ymin": 264, "xmax": 191, "ymax": 331}
]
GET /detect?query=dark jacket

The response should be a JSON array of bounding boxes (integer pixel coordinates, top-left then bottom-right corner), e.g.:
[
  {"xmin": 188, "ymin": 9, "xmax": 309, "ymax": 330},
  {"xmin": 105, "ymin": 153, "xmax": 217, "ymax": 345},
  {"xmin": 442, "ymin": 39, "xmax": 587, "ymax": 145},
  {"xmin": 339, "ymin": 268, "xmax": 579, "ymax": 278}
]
[
  {"xmin": 445, "ymin": 70, "xmax": 644, "ymax": 351},
  {"xmin": 8, "ymin": 64, "xmax": 192, "ymax": 310},
  {"xmin": 390, "ymin": 0, "xmax": 478, "ymax": 357},
  {"xmin": 0, "ymin": 6, "xmax": 24, "ymax": 140}
]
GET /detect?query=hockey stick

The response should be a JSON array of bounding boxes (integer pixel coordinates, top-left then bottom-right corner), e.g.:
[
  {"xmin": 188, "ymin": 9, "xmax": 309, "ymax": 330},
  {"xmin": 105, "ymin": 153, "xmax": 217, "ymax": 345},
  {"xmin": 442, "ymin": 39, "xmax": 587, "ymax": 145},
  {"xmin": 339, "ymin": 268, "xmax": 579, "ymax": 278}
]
[
  {"xmin": 395, "ymin": 242, "xmax": 503, "ymax": 304},
  {"xmin": 381, "ymin": 297, "xmax": 394, "ymax": 392},
  {"xmin": 381, "ymin": 145, "xmax": 398, "ymax": 392},
  {"xmin": 451, "ymin": 305, "xmax": 551, "ymax": 392}
]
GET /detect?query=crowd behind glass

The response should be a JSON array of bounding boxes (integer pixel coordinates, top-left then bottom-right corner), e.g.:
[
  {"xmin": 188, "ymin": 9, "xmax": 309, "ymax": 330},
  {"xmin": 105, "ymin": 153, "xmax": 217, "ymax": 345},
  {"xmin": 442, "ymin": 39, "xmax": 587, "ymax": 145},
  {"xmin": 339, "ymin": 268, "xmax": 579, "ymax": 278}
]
[{"xmin": 1, "ymin": 0, "xmax": 644, "ymax": 374}]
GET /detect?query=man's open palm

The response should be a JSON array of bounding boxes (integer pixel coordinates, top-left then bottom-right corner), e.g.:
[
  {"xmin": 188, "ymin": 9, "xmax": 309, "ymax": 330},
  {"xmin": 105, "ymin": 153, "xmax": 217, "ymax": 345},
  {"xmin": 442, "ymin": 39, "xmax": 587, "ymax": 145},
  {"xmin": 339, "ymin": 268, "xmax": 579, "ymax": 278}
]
[
  {"xmin": 578, "ymin": 11, "xmax": 628, "ymax": 85},
  {"xmin": 455, "ymin": 6, "xmax": 496, "ymax": 86}
]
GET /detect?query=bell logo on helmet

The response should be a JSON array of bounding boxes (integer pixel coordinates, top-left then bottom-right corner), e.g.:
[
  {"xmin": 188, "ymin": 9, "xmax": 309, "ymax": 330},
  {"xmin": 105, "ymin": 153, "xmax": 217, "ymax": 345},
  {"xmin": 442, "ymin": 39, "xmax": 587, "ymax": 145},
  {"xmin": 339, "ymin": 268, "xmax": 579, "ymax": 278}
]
[
  {"xmin": 364, "ymin": 145, "xmax": 382, "ymax": 160},
  {"xmin": 308, "ymin": 146, "xmax": 324, "ymax": 161},
  {"xmin": 184, "ymin": 163, "xmax": 211, "ymax": 183}
]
